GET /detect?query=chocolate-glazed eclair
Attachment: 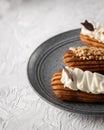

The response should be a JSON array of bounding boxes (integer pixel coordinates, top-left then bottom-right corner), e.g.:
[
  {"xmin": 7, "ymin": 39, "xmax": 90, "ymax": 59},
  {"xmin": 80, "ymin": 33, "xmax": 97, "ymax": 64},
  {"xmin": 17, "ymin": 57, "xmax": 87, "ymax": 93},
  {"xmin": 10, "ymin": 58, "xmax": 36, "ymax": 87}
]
[
  {"xmin": 80, "ymin": 20, "xmax": 104, "ymax": 48},
  {"xmin": 51, "ymin": 66, "xmax": 104, "ymax": 102},
  {"xmin": 63, "ymin": 46, "xmax": 104, "ymax": 73}
]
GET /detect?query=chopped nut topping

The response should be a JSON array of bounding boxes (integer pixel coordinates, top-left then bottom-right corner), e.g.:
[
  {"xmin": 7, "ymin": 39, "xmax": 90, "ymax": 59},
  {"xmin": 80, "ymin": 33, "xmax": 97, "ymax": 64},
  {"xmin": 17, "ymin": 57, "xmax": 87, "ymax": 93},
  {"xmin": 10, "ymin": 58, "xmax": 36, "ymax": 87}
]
[{"xmin": 70, "ymin": 46, "xmax": 104, "ymax": 60}]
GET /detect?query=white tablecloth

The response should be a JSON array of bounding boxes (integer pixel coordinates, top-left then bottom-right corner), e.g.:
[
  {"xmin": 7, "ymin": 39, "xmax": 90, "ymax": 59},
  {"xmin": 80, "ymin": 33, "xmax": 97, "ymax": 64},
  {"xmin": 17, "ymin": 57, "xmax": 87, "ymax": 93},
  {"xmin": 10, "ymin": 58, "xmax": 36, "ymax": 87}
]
[{"xmin": 1, "ymin": 0, "xmax": 104, "ymax": 130}]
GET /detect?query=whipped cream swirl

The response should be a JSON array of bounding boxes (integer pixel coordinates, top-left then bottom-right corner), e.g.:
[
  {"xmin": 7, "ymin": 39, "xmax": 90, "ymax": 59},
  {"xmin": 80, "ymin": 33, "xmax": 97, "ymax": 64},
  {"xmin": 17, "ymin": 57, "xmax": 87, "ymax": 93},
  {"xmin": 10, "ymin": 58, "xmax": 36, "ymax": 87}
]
[
  {"xmin": 61, "ymin": 66, "xmax": 104, "ymax": 94},
  {"xmin": 81, "ymin": 21, "xmax": 104, "ymax": 43}
]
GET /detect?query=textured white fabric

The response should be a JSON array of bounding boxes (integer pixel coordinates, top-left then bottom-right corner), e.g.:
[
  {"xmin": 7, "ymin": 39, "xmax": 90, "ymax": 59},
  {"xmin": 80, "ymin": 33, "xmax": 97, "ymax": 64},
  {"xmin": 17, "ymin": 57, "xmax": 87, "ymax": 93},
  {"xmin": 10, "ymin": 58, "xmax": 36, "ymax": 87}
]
[{"xmin": 0, "ymin": 0, "xmax": 104, "ymax": 130}]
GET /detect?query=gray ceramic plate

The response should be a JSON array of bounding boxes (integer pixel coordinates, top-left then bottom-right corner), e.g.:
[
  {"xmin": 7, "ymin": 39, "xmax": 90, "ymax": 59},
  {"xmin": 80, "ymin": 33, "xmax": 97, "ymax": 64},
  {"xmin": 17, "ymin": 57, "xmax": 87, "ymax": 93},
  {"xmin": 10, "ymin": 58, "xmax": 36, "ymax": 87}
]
[{"xmin": 27, "ymin": 29, "xmax": 104, "ymax": 115}]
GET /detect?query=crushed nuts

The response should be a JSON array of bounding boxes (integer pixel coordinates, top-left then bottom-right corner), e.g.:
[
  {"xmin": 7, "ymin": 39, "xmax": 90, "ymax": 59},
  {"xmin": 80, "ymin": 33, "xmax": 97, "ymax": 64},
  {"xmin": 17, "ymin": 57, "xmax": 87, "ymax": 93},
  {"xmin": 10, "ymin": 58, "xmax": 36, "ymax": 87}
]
[{"xmin": 70, "ymin": 46, "xmax": 104, "ymax": 60}]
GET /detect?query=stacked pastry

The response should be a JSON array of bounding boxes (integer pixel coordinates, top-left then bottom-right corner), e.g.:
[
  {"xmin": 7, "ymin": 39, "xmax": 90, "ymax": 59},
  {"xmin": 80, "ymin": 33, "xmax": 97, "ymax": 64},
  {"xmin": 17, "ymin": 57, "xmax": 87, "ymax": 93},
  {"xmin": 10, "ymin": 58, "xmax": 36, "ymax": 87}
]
[
  {"xmin": 80, "ymin": 20, "xmax": 104, "ymax": 48},
  {"xmin": 63, "ymin": 46, "xmax": 104, "ymax": 73},
  {"xmin": 51, "ymin": 20, "xmax": 104, "ymax": 102}
]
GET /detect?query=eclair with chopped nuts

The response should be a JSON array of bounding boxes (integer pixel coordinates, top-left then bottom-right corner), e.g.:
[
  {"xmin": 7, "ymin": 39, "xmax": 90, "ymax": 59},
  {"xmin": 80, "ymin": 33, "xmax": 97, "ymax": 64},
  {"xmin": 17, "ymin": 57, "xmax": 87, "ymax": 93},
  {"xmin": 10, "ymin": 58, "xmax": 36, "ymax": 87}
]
[
  {"xmin": 63, "ymin": 46, "xmax": 104, "ymax": 73},
  {"xmin": 80, "ymin": 20, "xmax": 104, "ymax": 48},
  {"xmin": 51, "ymin": 67, "xmax": 104, "ymax": 102}
]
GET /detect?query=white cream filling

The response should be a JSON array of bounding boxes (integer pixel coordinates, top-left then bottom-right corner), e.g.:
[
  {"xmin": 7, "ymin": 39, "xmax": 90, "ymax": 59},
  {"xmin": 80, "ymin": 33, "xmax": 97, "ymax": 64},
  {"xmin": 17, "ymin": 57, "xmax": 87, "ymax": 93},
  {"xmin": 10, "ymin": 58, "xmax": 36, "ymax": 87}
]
[
  {"xmin": 61, "ymin": 66, "xmax": 104, "ymax": 94},
  {"xmin": 81, "ymin": 21, "xmax": 104, "ymax": 43}
]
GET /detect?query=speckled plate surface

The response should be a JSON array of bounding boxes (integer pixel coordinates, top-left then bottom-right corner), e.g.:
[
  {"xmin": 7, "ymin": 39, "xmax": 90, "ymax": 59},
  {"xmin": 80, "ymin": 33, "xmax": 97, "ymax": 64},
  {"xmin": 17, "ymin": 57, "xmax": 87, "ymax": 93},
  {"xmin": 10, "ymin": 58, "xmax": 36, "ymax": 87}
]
[{"xmin": 27, "ymin": 29, "xmax": 104, "ymax": 115}]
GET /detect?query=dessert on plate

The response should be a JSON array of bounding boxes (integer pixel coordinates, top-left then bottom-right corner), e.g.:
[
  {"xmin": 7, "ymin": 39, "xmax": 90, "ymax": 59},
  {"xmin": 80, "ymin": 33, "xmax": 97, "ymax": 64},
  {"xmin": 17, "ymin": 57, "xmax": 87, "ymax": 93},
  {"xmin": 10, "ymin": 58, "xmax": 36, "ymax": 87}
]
[
  {"xmin": 63, "ymin": 46, "xmax": 104, "ymax": 73},
  {"xmin": 80, "ymin": 20, "xmax": 104, "ymax": 48},
  {"xmin": 51, "ymin": 20, "xmax": 104, "ymax": 102},
  {"xmin": 51, "ymin": 66, "xmax": 104, "ymax": 102}
]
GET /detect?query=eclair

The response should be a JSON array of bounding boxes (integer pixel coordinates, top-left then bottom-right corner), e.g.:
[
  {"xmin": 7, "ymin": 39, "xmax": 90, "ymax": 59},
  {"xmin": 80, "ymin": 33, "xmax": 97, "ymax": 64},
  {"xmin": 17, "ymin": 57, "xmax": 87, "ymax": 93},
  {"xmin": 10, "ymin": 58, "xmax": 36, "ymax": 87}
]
[
  {"xmin": 51, "ymin": 66, "xmax": 104, "ymax": 102},
  {"xmin": 63, "ymin": 46, "xmax": 104, "ymax": 73},
  {"xmin": 80, "ymin": 20, "xmax": 104, "ymax": 48}
]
